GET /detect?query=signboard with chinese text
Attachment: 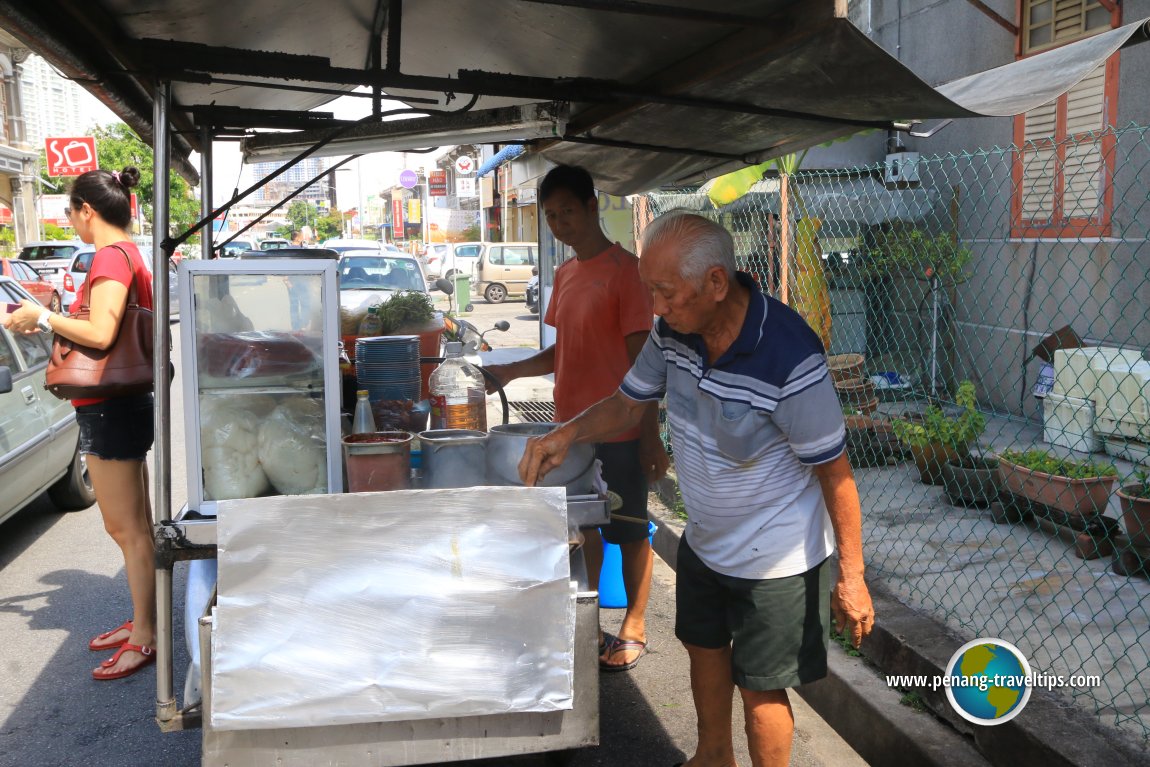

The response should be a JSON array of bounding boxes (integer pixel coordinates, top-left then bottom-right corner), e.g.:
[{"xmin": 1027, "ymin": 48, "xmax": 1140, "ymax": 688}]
[
  {"xmin": 392, "ymin": 198, "xmax": 404, "ymax": 230},
  {"xmin": 45, "ymin": 137, "xmax": 98, "ymax": 176},
  {"xmin": 406, "ymin": 199, "xmax": 421, "ymax": 223},
  {"xmin": 456, "ymin": 178, "xmax": 476, "ymax": 198},
  {"xmin": 428, "ymin": 170, "xmax": 448, "ymax": 197}
]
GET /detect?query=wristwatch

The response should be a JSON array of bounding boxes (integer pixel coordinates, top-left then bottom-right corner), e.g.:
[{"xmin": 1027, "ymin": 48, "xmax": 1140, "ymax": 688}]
[{"xmin": 36, "ymin": 309, "xmax": 53, "ymax": 333}]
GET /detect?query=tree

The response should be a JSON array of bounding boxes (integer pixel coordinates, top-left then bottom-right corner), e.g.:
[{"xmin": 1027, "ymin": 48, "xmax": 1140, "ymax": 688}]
[{"xmin": 37, "ymin": 124, "xmax": 200, "ymax": 247}]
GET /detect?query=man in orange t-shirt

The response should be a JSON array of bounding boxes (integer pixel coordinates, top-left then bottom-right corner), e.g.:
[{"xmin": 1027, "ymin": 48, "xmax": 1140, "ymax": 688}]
[{"xmin": 485, "ymin": 164, "xmax": 669, "ymax": 671}]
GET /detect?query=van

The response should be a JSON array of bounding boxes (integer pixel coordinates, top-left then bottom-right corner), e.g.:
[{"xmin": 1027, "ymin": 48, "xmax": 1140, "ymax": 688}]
[
  {"xmin": 423, "ymin": 242, "xmax": 484, "ymax": 280},
  {"xmin": 474, "ymin": 242, "xmax": 538, "ymax": 303}
]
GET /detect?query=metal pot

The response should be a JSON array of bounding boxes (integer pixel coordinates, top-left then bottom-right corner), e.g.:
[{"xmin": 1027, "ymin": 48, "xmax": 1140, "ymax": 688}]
[
  {"xmin": 486, "ymin": 422, "xmax": 596, "ymax": 492},
  {"xmin": 418, "ymin": 429, "xmax": 488, "ymax": 489}
]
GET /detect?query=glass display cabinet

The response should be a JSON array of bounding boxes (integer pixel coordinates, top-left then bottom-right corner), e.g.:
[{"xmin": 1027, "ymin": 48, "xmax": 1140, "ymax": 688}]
[{"xmin": 177, "ymin": 260, "xmax": 343, "ymax": 516}]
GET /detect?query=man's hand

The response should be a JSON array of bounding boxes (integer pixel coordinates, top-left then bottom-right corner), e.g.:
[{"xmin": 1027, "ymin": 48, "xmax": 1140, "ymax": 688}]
[
  {"xmin": 519, "ymin": 425, "xmax": 577, "ymax": 487},
  {"xmin": 831, "ymin": 574, "xmax": 875, "ymax": 648},
  {"xmin": 482, "ymin": 363, "xmax": 509, "ymax": 395},
  {"xmin": 639, "ymin": 433, "xmax": 670, "ymax": 483}
]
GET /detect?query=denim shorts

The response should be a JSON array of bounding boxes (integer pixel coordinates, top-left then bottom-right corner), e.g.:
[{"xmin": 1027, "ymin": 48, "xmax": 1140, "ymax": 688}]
[{"xmin": 75, "ymin": 394, "xmax": 155, "ymax": 461}]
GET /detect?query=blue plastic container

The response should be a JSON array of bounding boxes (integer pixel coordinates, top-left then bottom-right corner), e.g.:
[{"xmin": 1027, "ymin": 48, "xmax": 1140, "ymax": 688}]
[{"xmin": 599, "ymin": 521, "xmax": 657, "ymax": 609}]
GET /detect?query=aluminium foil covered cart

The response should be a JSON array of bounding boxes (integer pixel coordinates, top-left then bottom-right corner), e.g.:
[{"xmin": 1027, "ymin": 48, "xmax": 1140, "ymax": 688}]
[{"xmin": 164, "ymin": 258, "xmax": 603, "ymax": 766}]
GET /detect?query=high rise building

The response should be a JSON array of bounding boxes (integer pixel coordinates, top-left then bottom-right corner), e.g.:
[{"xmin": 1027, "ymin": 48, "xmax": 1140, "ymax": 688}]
[
  {"xmin": 17, "ymin": 53, "xmax": 94, "ymax": 148},
  {"xmin": 252, "ymin": 158, "xmax": 333, "ymax": 205}
]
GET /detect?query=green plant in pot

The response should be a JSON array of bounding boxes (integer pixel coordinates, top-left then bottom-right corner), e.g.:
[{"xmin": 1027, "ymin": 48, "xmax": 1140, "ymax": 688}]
[
  {"xmin": 997, "ymin": 449, "xmax": 1117, "ymax": 522},
  {"xmin": 893, "ymin": 381, "xmax": 985, "ymax": 485},
  {"xmin": 1116, "ymin": 469, "xmax": 1150, "ymax": 548},
  {"xmin": 843, "ymin": 405, "xmax": 899, "ymax": 468}
]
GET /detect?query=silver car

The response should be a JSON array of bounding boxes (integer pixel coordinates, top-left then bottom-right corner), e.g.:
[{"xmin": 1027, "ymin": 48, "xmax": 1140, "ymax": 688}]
[
  {"xmin": 17, "ymin": 240, "xmax": 83, "ymax": 297},
  {"xmin": 0, "ymin": 276, "xmax": 96, "ymax": 525},
  {"xmin": 62, "ymin": 245, "xmax": 180, "ymax": 318}
]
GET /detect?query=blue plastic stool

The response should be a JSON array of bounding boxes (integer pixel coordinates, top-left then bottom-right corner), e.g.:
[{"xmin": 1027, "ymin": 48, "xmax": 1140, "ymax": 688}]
[{"xmin": 599, "ymin": 521, "xmax": 657, "ymax": 609}]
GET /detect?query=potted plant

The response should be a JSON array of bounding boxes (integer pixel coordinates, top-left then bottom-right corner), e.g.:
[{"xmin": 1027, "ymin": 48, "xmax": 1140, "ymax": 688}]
[
  {"xmin": 1117, "ymin": 470, "xmax": 1150, "ymax": 548},
  {"xmin": 941, "ymin": 453, "xmax": 1001, "ymax": 508},
  {"xmin": 893, "ymin": 380, "xmax": 985, "ymax": 485},
  {"xmin": 844, "ymin": 406, "xmax": 899, "ymax": 467},
  {"xmin": 997, "ymin": 449, "xmax": 1118, "ymax": 522}
]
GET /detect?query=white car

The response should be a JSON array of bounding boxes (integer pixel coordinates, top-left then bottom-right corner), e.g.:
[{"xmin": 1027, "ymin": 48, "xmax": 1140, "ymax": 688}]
[
  {"xmin": 322, "ymin": 238, "xmax": 403, "ymax": 255},
  {"xmin": 421, "ymin": 242, "xmax": 485, "ymax": 283},
  {"xmin": 337, "ymin": 251, "xmax": 431, "ymax": 314}
]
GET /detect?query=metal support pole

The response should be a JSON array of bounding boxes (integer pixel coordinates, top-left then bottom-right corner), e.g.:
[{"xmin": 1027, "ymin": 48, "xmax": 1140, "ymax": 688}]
[
  {"xmin": 779, "ymin": 173, "xmax": 790, "ymax": 304},
  {"xmin": 200, "ymin": 124, "xmax": 214, "ymax": 260},
  {"xmin": 930, "ymin": 274, "xmax": 940, "ymax": 398},
  {"xmin": 152, "ymin": 81, "xmax": 178, "ymax": 725}
]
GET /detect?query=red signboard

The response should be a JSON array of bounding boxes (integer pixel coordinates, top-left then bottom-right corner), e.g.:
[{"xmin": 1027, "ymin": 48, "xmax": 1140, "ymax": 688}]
[
  {"xmin": 45, "ymin": 136, "xmax": 98, "ymax": 177},
  {"xmin": 428, "ymin": 170, "xmax": 448, "ymax": 197},
  {"xmin": 130, "ymin": 192, "xmax": 139, "ymax": 222},
  {"xmin": 391, "ymin": 198, "xmax": 404, "ymax": 230}
]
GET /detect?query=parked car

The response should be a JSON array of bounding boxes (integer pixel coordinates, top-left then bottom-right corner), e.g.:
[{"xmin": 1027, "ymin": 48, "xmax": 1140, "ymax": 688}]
[
  {"xmin": 0, "ymin": 276, "xmax": 96, "ymax": 526},
  {"xmin": 1, "ymin": 258, "xmax": 62, "ymax": 311},
  {"xmin": 62, "ymin": 245, "xmax": 182, "ymax": 318},
  {"xmin": 217, "ymin": 239, "xmax": 256, "ymax": 258},
  {"xmin": 237, "ymin": 247, "xmax": 340, "ymax": 260},
  {"xmin": 17, "ymin": 240, "xmax": 83, "ymax": 296},
  {"xmin": 337, "ymin": 251, "xmax": 430, "ymax": 313},
  {"xmin": 259, "ymin": 238, "xmax": 291, "ymax": 250},
  {"xmin": 322, "ymin": 238, "xmax": 403, "ymax": 255},
  {"xmin": 474, "ymin": 242, "xmax": 538, "ymax": 303},
  {"xmin": 422, "ymin": 242, "xmax": 485, "ymax": 281}
]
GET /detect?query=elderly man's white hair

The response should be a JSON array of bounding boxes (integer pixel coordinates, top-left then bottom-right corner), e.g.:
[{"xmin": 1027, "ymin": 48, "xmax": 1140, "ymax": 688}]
[{"xmin": 642, "ymin": 211, "xmax": 736, "ymax": 286}]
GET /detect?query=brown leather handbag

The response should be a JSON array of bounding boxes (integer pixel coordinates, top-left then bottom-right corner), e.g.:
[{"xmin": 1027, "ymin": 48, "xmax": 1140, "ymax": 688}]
[{"xmin": 45, "ymin": 245, "xmax": 155, "ymax": 400}]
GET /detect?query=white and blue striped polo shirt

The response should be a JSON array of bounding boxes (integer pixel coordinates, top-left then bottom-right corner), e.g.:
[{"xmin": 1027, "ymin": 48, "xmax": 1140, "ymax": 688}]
[{"xmin": 620, "ymin": 273, "xmax": 845, "ymax": 579}]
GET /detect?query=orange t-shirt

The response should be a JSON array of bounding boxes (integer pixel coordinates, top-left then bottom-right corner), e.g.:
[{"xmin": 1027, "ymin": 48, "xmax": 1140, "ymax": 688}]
[{"xmin": 545, "ymin": 243, "xmax": 653, "ymax": 442}]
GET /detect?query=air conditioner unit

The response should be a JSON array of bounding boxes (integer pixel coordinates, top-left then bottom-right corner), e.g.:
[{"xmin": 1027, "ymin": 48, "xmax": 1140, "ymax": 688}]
[{"xmin": 884, "ymin": 151, "xmax": 920, "ymax": 184}]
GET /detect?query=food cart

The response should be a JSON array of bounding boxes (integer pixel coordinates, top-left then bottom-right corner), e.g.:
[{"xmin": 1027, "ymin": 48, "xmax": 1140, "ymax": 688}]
[
  {"xmin": 159, "ymin": 256, "xmax": 611, "ymax": 763},
  {"xmin": 164, "ymin": 258, "xmax": 608, "ymax": 764}
]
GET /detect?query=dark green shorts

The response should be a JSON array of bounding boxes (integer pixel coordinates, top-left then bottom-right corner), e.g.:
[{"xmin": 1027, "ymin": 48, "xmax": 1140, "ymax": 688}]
[
  {"xmin": 596, "ymin": 440, "xmax": 650, "ymax": 545},
  {"xmin": 675, "ymin": 537, "xmax": 830, "ymax": 691}
]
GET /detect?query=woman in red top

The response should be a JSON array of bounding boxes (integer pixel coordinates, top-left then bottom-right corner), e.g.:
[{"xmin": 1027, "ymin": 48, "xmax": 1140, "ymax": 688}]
[{"xmin": 4, "ymin": 167, "xmax": 156, "ymax": 680}]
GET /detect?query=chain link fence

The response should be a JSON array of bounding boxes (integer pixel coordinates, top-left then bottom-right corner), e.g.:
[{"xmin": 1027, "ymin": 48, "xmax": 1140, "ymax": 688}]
[{"xmin": 635, "ymin": 123, "xmax": 1150, "ymax": 739}]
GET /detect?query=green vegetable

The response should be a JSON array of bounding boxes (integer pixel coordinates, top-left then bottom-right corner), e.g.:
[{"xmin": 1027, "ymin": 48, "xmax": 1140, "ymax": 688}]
[
  {"xmin": 999, "ymin": 449, "xmax": 1118, "ymax": 479},
  {"xmin": 375, "ymin": 291, "xmax": 435, "ymax": 335},
  {"xmin": 892, "ymin": 380, "xmax": 985, "ymax": 450}
]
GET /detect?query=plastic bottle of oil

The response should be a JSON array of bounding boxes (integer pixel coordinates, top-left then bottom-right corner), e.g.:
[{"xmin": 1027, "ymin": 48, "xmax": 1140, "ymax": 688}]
[{"xmin": 429, "ymin": 341, "xmax": 487, "ymax": 431}]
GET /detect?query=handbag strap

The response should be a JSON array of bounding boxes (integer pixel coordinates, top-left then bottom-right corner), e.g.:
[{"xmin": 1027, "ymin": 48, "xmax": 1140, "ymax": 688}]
[{"xmin": 80, "ymin": 243, "xmax": 141, "ymax": 311}]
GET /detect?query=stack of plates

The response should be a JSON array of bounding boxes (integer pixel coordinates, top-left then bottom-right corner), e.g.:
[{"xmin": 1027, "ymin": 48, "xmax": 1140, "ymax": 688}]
[{"xmin": 356, "ymin": 335, "xmax": 421, "ymax": 401}]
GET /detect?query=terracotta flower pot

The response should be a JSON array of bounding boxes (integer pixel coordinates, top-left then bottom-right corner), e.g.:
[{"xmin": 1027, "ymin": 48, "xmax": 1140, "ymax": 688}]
[
  {"xmin": 828, "ymin": 353, "xmax": 865, "ymax": 384},
  {"xmin": 997, "ymin": 458, "xmax": 1116, "ymax": 521},
  {"xmin": 835, "ymin": 376, "xmax": 877, "ymax": 411},
  {"xmin": 1117, "ymin": 484, "xmax": 1150, "ymax": 548},
  {"xmin": 909, "ymin": 442, "xmax": 966, "ymax": 485}
]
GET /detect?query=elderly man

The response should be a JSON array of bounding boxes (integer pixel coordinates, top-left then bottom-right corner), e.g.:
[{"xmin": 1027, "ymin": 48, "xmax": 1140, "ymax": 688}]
[{"xmin": 520, "ymin": 212, "xmax": 875, "ymax": 767}]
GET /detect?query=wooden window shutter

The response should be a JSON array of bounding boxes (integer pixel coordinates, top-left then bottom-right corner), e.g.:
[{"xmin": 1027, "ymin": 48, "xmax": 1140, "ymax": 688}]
[
  {"xmin": 1020, "ymin": 100, "xmax": 1058, "ymax": 222},
  {"xmin": 1063, "ymin": 64, "xmax": 1107, "ymax": 218}
]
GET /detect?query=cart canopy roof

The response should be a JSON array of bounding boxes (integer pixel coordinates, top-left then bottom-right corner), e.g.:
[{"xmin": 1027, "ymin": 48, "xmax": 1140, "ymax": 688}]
[{"xmin": 3, "ymin": 0, "xmax": 1147, "ymax": 194}]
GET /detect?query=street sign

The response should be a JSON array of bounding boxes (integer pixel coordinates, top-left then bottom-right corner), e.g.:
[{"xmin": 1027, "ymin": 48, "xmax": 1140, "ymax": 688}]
[
  {"xmin": 454, "ymin": 155, "xmax": 475, "ymax": 175},
  {"xmin": 428, "ymin": 170, "xmax": 448, "ymax": 197},
  {"xmin": 456, "ymin": 177, "xmax": 476, "ymax": 198},
  {"xmin": 45, "ymin": 136, "xmax": 97, "ymax": 176},
  {"xmin": 399, "ymin": 169, "xmax": 418, "ymax": 189}
]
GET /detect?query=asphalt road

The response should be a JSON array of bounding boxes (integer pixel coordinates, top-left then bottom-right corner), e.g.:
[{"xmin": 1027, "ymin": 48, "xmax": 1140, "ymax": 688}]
[{"xmin": 0, "ymin": 297, "xmax": 865, "ymax": 767}]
